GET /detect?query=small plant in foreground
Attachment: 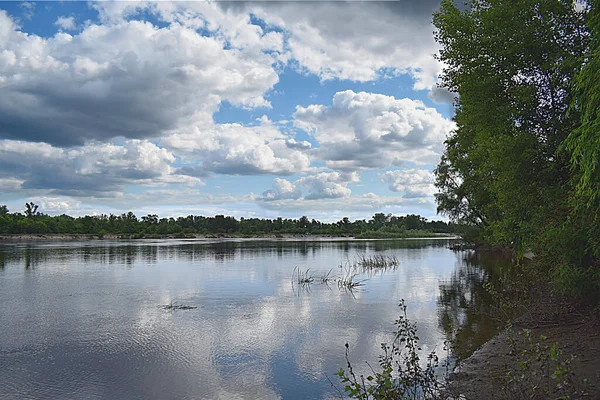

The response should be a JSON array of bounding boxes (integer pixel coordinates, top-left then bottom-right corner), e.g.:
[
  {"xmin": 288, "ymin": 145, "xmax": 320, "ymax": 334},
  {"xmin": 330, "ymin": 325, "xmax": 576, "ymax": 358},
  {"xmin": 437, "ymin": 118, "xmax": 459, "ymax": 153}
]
[
  {"xmin": 501, "ymin": 325, "xmax": 589, "ymax": 400},
  {"xmin": 337, "ymin": 300, "xmax": 455, "ymax": 399}
]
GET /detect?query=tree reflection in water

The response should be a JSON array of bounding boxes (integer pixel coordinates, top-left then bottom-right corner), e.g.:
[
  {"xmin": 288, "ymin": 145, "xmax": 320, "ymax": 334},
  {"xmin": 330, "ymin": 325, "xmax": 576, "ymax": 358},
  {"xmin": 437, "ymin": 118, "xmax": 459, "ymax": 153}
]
[{"xmin": 438, "ymin": 249, "xmax": 521, "ymax": 362}]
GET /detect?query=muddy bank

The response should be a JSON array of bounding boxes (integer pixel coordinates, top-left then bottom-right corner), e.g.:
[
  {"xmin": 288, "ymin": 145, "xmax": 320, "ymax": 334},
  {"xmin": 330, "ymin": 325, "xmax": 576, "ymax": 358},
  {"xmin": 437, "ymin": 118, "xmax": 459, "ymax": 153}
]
[{"xmin": 451, "ymin": 297, "xmax": 600, "ymax": 399}]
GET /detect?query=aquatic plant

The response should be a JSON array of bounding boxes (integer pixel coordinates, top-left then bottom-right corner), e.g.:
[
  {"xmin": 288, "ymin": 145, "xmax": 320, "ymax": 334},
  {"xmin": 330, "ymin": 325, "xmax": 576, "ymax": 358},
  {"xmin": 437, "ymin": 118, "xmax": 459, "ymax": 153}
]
[
  {"xmin": 355, "ymin": 254, "xmax": 399, "ymax": 271},
  {"xmin": 320, "ymin": 268, "xmax": 335, "ymax": 284},
  {"xmin": 161, "ymin": 300, "xmax": 198, "ymax": 310},
  {"xmin": 337, "ymin": 267, "xmax": 366, "ymax": 290},
  {"xmin": 292, "ymin": 266, "xmax": 314, "ymax": 285}
]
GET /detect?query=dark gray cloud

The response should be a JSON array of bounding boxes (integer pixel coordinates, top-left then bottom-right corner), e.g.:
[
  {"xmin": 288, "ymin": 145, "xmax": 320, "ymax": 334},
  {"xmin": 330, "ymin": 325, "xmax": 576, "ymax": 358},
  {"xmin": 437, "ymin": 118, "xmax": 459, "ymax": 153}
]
[
  {"xmin": 0, "ymin": 10, "xmax": 279, "ymax": 147},
  {"xmin": 0, "ymin": 139, "xmax": 198, "ymax": 197},
  {"xmin": 427, "ymin": 86, "xmax": 458, "ymax": 105},
  {"xmin": 219, "ymin": 1, "xmax": 443, "ymax": 87}
]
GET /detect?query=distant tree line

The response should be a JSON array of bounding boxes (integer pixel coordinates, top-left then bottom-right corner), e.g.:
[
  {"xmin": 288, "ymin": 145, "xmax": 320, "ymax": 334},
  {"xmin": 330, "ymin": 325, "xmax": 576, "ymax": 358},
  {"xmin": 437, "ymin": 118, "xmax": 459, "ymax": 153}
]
[{"xmin": 0, "ymin": 204, "xmax": 461, "ymax": 237}]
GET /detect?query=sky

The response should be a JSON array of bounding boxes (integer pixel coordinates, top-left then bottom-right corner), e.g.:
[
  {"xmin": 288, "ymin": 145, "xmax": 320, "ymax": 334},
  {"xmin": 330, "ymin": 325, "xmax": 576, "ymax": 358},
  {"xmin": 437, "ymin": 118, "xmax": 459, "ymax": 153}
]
[{"xmin": 0, "ymin": 0, "xmax": 457, "ymax": 221}]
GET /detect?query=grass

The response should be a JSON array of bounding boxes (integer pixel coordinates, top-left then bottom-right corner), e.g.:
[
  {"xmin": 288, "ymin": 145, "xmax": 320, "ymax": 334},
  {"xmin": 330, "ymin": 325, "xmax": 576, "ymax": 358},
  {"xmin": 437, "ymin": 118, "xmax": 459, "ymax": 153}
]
[
  {"xmin": 337, "ymin": 265, "xmax": 367, "ymax": 290},
  {"xmin": 293, "ymin": 266, "xmax": 315, "ymax": 285},
  {"xmin": 291, "ymin": 253, "xmax": 401, "ymax": 293},
  {"xmin": 320, "ymin": 268, "xmax": 335, "ymax": 284},
  {"xmin": 355, "ymin": 254, "xmax": 399, "ymax": 271}
]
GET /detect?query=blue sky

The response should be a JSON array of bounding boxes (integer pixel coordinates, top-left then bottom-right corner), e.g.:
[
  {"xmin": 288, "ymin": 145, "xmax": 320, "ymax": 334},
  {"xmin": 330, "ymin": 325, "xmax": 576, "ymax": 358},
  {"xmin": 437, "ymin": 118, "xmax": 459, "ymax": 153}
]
[{"xmin": 0, "ymin": 1, "xmax": 457, "ymax": 221}]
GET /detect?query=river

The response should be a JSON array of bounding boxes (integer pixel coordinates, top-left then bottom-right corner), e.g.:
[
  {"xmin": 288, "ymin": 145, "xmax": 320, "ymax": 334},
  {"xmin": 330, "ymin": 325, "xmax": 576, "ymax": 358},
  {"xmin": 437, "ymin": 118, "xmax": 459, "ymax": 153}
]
[{"xmin": 0, "ymin": 238, "xmax": 510, "ymax": 399}]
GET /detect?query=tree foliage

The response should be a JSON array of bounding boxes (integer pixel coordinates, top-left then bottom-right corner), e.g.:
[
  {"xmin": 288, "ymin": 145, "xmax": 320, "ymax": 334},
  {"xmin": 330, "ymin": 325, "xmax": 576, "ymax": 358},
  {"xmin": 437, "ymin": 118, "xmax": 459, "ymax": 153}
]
[
  {"xmin": 0, "ymin": 207, "xmax": 461, "ymax": 237},
  {"xmin": 568, "ymin": 0, "xmax": 600, "ymax": 206},
  {"xmin": 434, "ymin": 0, "xmax": 599, "ymax": 295}
]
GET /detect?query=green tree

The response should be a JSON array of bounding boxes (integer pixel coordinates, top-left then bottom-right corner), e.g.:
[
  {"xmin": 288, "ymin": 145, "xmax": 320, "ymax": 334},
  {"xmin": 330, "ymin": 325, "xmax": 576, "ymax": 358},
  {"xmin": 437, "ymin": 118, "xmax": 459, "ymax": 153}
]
[
  {"xmin": 24, "ymin": 202, "xmax": 39, "ymax": 218},
  {"xmin": 568, "ymin": 0, "xmax": 600, "ymax": 207},
  {"xmin": 433, "ymin": 0, "xmax": 588, "ymax": 253}
]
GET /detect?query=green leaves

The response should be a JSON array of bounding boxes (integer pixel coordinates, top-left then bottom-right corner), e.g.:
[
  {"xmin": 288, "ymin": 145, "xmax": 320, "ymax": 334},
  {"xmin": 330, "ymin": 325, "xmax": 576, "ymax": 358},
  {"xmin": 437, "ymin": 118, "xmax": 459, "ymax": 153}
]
[
  {"xmin": 433, "ymin": 0, "xmax": 597, "ymax": 286},
  {"xmin": 567, "ymin": 0, "xmax": 600, "ymax": 208},
  {"xmin": 337, "ymin": 300, "xmax": 450, "ymax": 399}
]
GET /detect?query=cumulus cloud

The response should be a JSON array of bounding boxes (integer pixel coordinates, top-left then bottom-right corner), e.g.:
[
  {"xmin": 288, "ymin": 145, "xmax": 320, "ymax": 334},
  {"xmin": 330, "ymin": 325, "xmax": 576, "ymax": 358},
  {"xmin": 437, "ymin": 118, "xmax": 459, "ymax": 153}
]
[
  {"xmin": 0, "ymin": 9, "xmax": 279, "ymax": 146},
  {"xmin": 0, "ymin": 2, "xmax": 452, "ymax": 218},
  {"xmin": 262, "ymin": 177, "xmax": 302, "ymax": 201},
  {"xmin": 94, "ymin": 1, "xmax": 442, "ymax": 89},
  {"xmin": 285, "ymin": 138, "xmax": 312, "ymax": 150},
  {"xmin": 163, "ymin": 120, "xmax": 311, "ymax": 176},
  {"xmin": 294, "ymin": 90, "xmax": 455, "ymax": 172},
  {"xmin": 242, "ymin": 1, "xmax": 442, "ymax": 89},
  {"xmin": 55, "ymin": 16, "xmax": 76, "ymax": 31},
  {"xmin": 0, "ymin": 139, "xmax": 200, "ymax": 197},
  {"xmin": 427, "ymin": 86, "xmax": 457, "ymax": 104},
  {"xmin": 380, "ymin": 169, "xmax": 435, "ymax": 198},
  {"xmin": 262, "ymin": 171, "xmax": 358, "ymax": 201},
  {"xmin": 92, "ymin": 2, "xmax": 287, "ymax": 58}
]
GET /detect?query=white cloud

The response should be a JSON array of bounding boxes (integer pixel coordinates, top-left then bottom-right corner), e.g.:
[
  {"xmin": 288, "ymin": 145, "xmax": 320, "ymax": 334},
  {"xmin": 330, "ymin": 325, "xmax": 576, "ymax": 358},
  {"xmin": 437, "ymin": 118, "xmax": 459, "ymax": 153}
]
[
  {"xmin": 294, "ymin": 90, "xmax": 455, "ymax": 172},
  {"xmin": 257, "ymin": 191, "xmax": 436, "ymax": 221},
  {"xmin": 380, "ymin": 169, "xmax": 436, "ymax": 198},
  {"xmin": 262, "ymin": 177, "xmax": 302, "ymax": 201},
  {"xmin": 0, "ymin": 139, "xmax": 201, "ymax": 197},
  {"xmin": 93, "ymin": 1, "xmax": 442, "ymax": 89},
  {"xmin": 162, "ymin": 119, "xmax": 311, "ymax": 176},
  {"xmin": 19, "ymin": 2, "xmax": 35, "ymax": 20},
  {"xmin": 0, "ymin": 3, "xmax": 452, "ymax": 220},
  {"xmin": 92, "ymin": 2, "xmax": 287, "ymax": 56},
  {"xmin": 245, "ymin": 1, "xmax": 442, "ymax": 89},
  {"xmin": 262, "ymin": 171, "xmax": 358, "ymax": 201},
  {"xmin": 285, "ymin": 138, "xmax": 312, "ymax": 150},
  {"xmin": 0, "ymin": 10, "xmax": 279, "ymax": 146},
  {"xmin": 55, "ymin": 16, "xmax": 76, "ymax": 31}
]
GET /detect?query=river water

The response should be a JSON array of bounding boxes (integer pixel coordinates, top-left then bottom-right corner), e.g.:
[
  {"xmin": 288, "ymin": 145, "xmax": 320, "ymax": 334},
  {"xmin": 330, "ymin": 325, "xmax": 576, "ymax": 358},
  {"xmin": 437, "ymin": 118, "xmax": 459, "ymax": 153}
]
[{"xmin": 0, "ymin": 238, "xmax": 508, "ymax": 399}]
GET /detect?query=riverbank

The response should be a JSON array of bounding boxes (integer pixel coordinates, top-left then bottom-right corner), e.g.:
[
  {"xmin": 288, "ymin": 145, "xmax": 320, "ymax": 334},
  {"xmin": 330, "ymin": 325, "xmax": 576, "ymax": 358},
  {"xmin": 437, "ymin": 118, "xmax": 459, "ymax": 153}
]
[
  {"xmin": 450, "ymin": 293, "xmax": 600, "ymax": 399},
  {"xmin": 0, "ymin": 233, "xmax": 458, "ymax": 241}
]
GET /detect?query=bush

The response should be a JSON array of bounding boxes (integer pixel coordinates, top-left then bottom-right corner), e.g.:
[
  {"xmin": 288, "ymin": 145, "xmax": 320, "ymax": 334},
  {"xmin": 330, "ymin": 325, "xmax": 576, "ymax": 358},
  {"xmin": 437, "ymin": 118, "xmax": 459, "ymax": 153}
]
[{"xmin": 337, "ymin": 300, "xmax": 455, "ymax": 399}]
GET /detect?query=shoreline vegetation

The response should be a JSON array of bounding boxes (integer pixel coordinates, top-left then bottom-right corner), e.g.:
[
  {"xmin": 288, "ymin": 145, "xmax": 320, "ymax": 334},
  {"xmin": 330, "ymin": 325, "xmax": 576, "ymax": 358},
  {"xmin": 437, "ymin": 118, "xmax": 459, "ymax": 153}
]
[
  {"xmin": 0, "ymin": 206, "xmax": 464, "ymax": 241},
  {"xmin": 0, "ymin": 232, "xmax": 459, "ymax": 241}
]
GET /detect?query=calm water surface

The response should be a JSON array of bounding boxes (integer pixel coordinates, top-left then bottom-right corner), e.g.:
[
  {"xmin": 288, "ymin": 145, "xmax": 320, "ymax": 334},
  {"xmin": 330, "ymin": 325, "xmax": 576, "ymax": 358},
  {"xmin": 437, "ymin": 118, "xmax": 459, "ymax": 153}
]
[{"xmin": 0, "ymin": 238, "xmax": 507, "ymax": 399}]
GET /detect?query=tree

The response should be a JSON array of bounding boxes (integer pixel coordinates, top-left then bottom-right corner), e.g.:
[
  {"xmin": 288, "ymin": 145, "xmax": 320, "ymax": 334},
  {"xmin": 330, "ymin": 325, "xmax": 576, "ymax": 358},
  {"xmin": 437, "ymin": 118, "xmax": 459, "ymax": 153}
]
[
  {"xmin": 24, "ymin": 202, "xmax": 39, "ymax": 218},
  {"xmin": 567, "ymin": 0, "xmax": 600, "ymax": 207},
  {"xmin": 433, "ymin": 0, "xmax": 588, "ymax": 252}
]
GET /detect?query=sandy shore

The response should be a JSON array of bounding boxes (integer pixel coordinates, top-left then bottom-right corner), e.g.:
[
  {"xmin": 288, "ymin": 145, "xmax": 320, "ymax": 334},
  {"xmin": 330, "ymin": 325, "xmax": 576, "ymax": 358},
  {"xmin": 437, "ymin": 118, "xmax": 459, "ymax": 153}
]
[{"xmin": 450, "ymin": 297, "xmax": 600, "ymax": 399}]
